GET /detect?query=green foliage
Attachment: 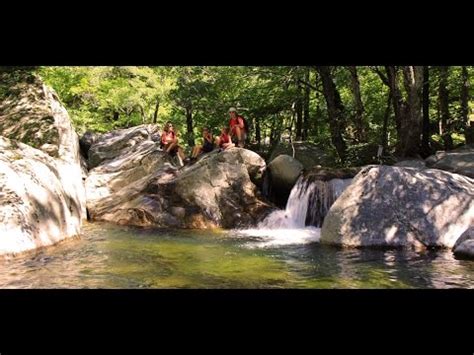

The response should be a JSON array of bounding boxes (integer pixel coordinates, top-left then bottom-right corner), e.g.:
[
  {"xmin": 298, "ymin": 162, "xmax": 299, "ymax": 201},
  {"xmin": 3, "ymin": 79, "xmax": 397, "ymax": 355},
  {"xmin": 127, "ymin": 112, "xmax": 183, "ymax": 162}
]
[
  {"xmin": 34, "ymin": 66, "xmax": 474, "ymax": 164},
  {"xmin": 39, "ymin": 66, "xmax": 175, "ymax": 134}
]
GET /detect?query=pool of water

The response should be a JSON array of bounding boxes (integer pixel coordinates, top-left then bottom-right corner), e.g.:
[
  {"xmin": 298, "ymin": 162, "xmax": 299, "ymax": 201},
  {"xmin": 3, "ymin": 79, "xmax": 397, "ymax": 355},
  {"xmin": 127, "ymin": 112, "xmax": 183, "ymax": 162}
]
[{"xmin": 1, "ymin": 222, "xmax": 473, "ymax": 288}]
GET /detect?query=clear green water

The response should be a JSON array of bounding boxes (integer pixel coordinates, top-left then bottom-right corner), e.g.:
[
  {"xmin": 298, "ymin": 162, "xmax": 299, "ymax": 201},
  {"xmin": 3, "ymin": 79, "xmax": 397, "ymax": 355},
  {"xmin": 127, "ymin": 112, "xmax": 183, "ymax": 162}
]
[{"xmin": 1, "ymin": 222, "xmax": 473, "ymax": 288}]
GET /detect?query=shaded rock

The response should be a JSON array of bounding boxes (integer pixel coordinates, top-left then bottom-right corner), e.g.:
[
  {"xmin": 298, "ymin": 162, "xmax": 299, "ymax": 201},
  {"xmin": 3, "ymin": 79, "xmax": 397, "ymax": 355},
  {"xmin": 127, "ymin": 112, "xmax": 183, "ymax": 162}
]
[
  {"xmin": 453, "ymin": 227, "xmax": 474, "ymax": 260},
  {"xmin": 321, "ymin": 165, "xmax": 474, "ymax": 250},
  {"xmin": 79, "ymin": 131, "xmax": 100, "ymax": 159},
  {"xmin": 0, "ymin": 71, "xmax": 86, "ymax": 254},
  {"xmin": 263, "ymin": 155, "xmax": 303, "ymax": 207},
  {"xmin": 268, "ymin": 155, "xmax": 304, "ymax": 189},
  {"xmin": 85, "ymin": 127, "xmax": 271, "ymax": 229},
  {"xmin": 170, "ymin": 207, "xmax": 186, "ymax": 219},
  {"xmin": 88, "ymin": 124, "xmax": 160, "ymax": 169},
  {"xmin": 394, "ymin": 159, "xmax": 426, "ymax": 169},
  {"xmin": 268, "ymin": 142, "xmax": 334, "ymax": 169},
  {"xmin": 0, "ymin": 137, "xmax": 83, "ymax": 254},
  {"xmin": 425, "ymin": 145, "xmax": 474, "ymax": 178},
  {"xmin": 453, "ymin": 240, "xmax": 474, "ymax": 260},
  {"xmin": 237, "ymin": 148, "xmax": 266, "ymax": 185},
  {"xmin": 0, "ymin": 71, "xmax": 82, "ymax": 164},
  {"xmin": 304, "ymin": 166, "xmax": 362, "ymax": 182}
]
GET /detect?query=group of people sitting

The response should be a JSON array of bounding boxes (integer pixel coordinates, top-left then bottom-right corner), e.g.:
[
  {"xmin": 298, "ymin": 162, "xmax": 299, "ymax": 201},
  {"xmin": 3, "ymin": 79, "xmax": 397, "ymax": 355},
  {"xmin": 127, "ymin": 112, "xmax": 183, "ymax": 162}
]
[{"xmin": 160, "ymin": 107, "xmax": 248, "ymax": 166}]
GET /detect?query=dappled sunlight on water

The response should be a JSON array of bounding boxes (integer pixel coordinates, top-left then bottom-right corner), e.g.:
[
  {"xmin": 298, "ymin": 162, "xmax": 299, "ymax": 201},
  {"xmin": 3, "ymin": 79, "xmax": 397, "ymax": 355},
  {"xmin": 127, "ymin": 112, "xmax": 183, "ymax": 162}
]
[
  {"xmin": 0, "ymin": 222, "xmax": 473, "ymax": 288},
  {"xmin": 233, "ymin": 227, "xmax": 321, "ymax": 248}
]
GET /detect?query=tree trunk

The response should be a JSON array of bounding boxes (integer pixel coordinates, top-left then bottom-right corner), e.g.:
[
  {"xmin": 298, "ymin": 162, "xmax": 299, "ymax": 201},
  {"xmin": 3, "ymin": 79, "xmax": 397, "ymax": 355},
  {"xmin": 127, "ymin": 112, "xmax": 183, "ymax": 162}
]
[
  {"xmin": 385, "ymin": 66, "xmax": 403, "ymax": 139},
  {"xmin": 314, "ymin": 72, "xmax": 321, "ymax": 137},
  {"xmin": 461, "ymin": 66, "xmax": 469, "ymax": 126},
  {"xmin": 185, "ymin": 106, "xmax": 194, "ymax": 147},
  {"xmin": 421, "ymin": 66, "xmax": 431, "ymax": 156},
  {"xmin": 399, "ymin": 66, "xmax": 423, "ymax": 157},
  {"xmin": 302, "ymin": 67, "xmax": 311, "ymax": 140},
  {"xmin": 256, "ymin": 116, "xmax": 261, "ymax": 149},
  {"xmin": 460, "ymin": 66, "xmax": 474, "ymax": 145},
  {"xmin": 140, "ymin": 106, "xmax": 146, "ymax": 124},
  {"xmin": 381, "ymin": 91, "xmax": 392, "ymax": 153},
  {"xmin": 347, "ymin": 66, "xmax": 367, "ymax": 142},
  {"xmin": 295, "ymin": 79, "xmax": 303, "ymax": 141},
  {"xmin": 153, "ymin": 99, "xmax": 160, "ymax": 124},
  {"xmin": 317, "ymin": 66, "xmax": 347, "ymax": 163},
  {"xmin": 438, "ymin": 66, "xmax": 453, "ymax": 150}
]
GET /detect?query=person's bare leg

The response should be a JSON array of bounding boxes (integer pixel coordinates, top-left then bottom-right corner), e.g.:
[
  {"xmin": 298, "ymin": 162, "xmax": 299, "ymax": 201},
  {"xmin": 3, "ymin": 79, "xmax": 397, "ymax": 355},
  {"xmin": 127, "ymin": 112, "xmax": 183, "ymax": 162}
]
[
  {"xmin": 178, "ymin": 147, "xmax": 186, "ymax": 161},
  {"xmin": 174, "ymin": 147, "xmax": 184, "ymax": 167},
  {"xmin": 234, "ymin": 127, "xmax": 242, "ymax": 145},
  {"xmin": 166, "ymin": 142, "xmax": 177, "ymax": 153},
  {"xmin": 235, "ymin": 127, "xmax": 245, "ymax": 147}
]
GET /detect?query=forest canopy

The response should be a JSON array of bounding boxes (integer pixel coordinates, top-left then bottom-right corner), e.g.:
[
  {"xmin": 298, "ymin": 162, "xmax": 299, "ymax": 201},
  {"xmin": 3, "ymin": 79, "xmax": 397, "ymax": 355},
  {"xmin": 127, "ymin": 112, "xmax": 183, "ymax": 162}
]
[{"xmin": 35, "ymin": 66, "xmax": 474, "ymax": 166}]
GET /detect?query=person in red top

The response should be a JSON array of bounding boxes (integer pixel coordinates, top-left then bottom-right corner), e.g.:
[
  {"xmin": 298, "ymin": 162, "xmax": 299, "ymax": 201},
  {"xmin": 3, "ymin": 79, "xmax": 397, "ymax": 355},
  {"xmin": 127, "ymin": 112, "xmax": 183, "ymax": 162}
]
[
  {"xmin": 228, "ymin": 107, "xmax": 246, "ymax": 148},
  {"xmin": 160, "ymin": 121, "xmax": 186, "ymax": 166},
  {"xmin": 215, "ymin": 126, "xmax": 234, "ymax": 150}
]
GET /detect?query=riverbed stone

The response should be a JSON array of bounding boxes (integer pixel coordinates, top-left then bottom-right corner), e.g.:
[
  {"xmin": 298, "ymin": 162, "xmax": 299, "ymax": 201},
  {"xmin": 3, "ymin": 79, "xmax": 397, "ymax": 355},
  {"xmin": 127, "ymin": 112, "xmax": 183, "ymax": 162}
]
[
  {"xmin": 321, "ymin": 165, "xmax": 474, "ymax": 250},
  {"xmin": 425, "ymin": 145, "xmax": 474, "ymax": 178},
  {"xmin": 85, "ymin": 126, "xmax": 272, "ymax": 229},
  {"xmin": 453, "ymin": 227, "xmax": 474, "ymax": 260}
]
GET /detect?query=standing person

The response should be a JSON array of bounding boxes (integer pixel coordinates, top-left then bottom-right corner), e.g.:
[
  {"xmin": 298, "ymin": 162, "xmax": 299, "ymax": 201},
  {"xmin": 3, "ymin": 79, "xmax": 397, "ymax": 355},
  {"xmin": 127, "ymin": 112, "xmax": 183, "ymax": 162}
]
[
  {"xmin": 160, "ymin": 121, "xmax": 186, "ymax": 166},
  {"xmin": 191, "ymin": 127, "xmax": 214, "ymax": 160},
  {"xmin": 216, "ymin": 126, "xmax": 234, "ymax": 150},
  {"xmin": 228, "ymin": 107, "xmax": 247, "ymax": 148}
]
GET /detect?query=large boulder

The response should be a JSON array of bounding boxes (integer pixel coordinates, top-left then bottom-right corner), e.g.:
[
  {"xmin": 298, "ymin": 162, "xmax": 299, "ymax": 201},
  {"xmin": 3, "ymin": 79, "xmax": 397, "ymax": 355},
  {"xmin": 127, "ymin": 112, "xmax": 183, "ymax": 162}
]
[
  {"xmin": 267, "ymin": 155, "xmax": 303, "ymax": 189},
  {"xmin": 453, "ymin": 227, "xmax": 474, "ymax": 260},
  {"xmin": 0, "ymin": 137, "xmax": 84, "ymax": 254},
  {"xmin": 85, "ymin": 126, "xmax": 271, "ymax": 229},
  {"xmin": 0, "ymin": 71, "xmax": 81, "ymax": 163},
  {"xmin": 268, "ymin": 142, "xmax": 334, "ymax": 169},
  {"xmin": 0, "ymin": 70, "xmax": 86, "ymax": 254},
  {"xmin": 263, "ymin": 155, "xmax": 304, "ymax": 207},
  {"xmin": 321, "ymin": 165, "xmax": 474, "ymax": 250},
  {"xmin": 87, "ymin": 124, "xmax": 160, "ymax": 169},
  {"xmin": 425, "ymin": 145, "xmax": 474, "ymax": 178}
]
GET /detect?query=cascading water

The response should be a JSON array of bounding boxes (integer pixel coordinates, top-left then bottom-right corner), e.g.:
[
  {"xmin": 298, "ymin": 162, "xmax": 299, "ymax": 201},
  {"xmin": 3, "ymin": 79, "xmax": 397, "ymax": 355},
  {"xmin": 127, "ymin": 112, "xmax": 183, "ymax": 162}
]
[{"xmin": 237, "ymin": 175, "xmax": 353, "ymax": 247}]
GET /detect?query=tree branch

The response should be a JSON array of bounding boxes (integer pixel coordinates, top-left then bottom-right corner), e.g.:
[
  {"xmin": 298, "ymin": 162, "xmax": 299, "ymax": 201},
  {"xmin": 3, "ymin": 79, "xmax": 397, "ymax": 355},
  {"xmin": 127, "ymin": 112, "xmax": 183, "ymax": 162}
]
[
  {"xmin": 298, "ymin": 79, "xmax": 323, "ymax": 93},
  {"xmin": 371, "ymin": 66, "xmax": 389, "ymax": 86}
]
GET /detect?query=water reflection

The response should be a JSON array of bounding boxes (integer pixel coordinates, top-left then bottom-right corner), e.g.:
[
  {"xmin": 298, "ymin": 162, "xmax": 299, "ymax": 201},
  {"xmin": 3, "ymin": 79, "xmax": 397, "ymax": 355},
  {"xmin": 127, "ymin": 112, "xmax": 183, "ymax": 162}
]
[{"xmin": 0, "ymin": 222, "xmax": 473, "ymax": 289}]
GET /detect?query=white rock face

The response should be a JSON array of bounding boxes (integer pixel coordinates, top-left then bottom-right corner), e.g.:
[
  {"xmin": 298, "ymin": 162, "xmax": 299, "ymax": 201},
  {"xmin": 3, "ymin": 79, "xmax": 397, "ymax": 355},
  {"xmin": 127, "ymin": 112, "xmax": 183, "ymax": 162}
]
[
  {"xmin": 0, "ymin": 137, "xmax": 83, "ymax": 254},
  {"xmin": 321, "ymin": 165, "xmax": 474, "ymax": 250},
  {"xmin": 0, "ymin": 71, "xmax": 86, "ymax": 255},
  {"xmin": 85, "ymin": 125, "xmax": 271, "ymax": 229}
]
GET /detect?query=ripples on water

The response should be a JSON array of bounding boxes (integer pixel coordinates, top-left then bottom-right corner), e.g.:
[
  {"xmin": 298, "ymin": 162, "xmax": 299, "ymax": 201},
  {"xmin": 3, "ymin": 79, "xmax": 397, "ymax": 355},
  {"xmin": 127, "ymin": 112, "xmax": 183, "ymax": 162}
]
[{"xmin": 0, "ymin": 222, "xmax": 473, "ymax": 289}]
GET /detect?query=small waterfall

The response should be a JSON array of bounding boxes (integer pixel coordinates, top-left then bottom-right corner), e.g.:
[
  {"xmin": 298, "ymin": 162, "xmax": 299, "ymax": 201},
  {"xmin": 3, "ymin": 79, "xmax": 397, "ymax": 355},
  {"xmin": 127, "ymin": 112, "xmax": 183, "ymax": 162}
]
[
  {"xmin": 235, "ymin": 174, "xmax": 352, "ymax": 248},
  {"xmin": 258, "ymin": 175, "xmax": 353, "ymax": 229}
]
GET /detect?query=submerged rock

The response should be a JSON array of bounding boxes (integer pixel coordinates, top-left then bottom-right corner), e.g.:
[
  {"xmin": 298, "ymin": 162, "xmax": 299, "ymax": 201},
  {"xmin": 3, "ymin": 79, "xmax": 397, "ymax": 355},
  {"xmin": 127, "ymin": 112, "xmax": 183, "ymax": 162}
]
[
  {"xmin": 85, "ymin": 126, "xmax": 271, "ymax": 229},
  {"xmin": 321, "ymin": 165, "xmax": 474, "ymax": 250}
]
